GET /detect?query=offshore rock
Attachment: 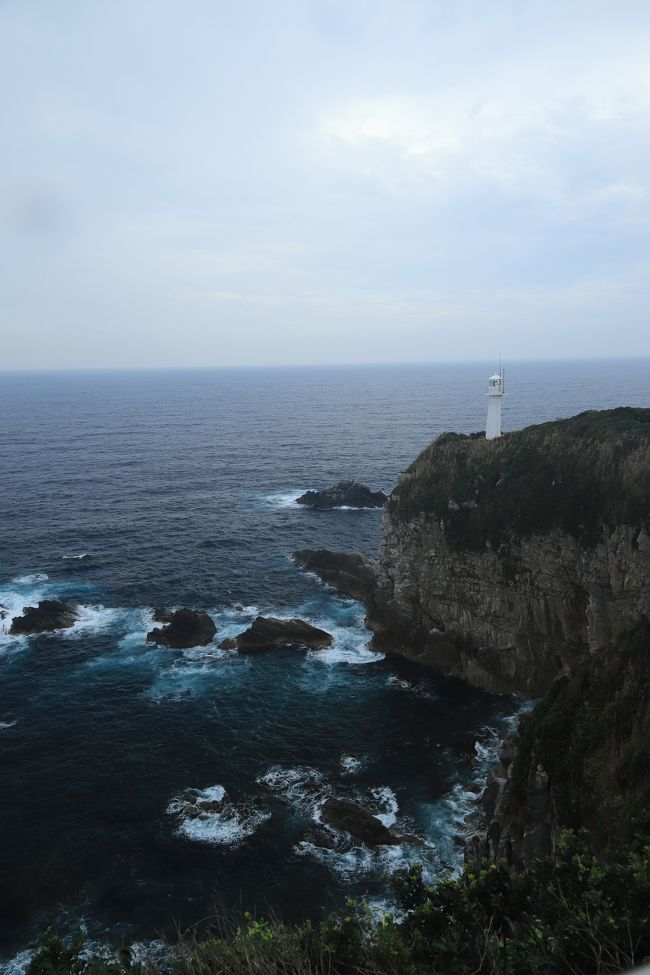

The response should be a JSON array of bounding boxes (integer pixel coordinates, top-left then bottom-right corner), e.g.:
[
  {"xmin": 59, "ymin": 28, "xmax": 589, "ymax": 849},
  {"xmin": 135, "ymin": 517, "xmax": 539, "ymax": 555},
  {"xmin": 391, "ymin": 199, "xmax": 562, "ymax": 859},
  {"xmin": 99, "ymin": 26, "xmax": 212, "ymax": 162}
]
[
  {"xmin": 220, "ymin": 616, "xmax": 332, "ymax": 652},
  {"xmin": 10, "ymin": 599, "xmax": 79, "ymax": 635},
  {"xmin": 146, "ymin": 609, "xmax": 216, "ymax": 649},
  {"xmin": 319, "ymin": 798, "xmax": 401, "ymax": 847},
  {"xmin": 293, "ymin": 549, "xmax": 377, "ymax": 603},
  {"xmin": 152, "ymin": 608, "xmax": 175, "ymax": 623},
  {"xmin": 296, "ymin": 481, "xmax": 387, "ymax": 509}
]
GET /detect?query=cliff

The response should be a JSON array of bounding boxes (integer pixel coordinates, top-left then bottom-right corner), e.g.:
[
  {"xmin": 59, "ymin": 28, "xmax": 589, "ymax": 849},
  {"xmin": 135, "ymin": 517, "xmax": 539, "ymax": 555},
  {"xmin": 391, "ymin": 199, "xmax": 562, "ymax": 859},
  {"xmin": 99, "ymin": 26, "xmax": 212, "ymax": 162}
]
[
  {"xmin": 367, "ymin": 408, "xmax": 650, "ymax": 696},
  {"xmin": 295, "ymin": 407, "xmax": 650, "ymax": 868},
  {"xmin": 370, "ymin": 407, "xmax": 650, "ymax": 866},
  {"xmin": 466, "ymin": 618, "xmax": 650, "ymax": 868}
]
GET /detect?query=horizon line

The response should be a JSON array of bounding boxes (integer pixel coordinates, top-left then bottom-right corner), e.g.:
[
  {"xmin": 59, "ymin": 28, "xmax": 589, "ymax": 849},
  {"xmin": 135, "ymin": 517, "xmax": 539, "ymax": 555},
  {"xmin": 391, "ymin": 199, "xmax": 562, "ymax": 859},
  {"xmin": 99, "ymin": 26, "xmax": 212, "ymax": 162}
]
[{"xmin": 1, "ymin": 353, "xmax": 650, "ymax": 375}]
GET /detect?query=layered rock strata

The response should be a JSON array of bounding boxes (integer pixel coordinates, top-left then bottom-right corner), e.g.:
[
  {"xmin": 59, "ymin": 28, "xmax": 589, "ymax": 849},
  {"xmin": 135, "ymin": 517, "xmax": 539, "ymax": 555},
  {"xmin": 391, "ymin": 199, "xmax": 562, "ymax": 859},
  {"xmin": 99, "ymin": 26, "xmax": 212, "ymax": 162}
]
[{"xmin": 367, "ymin": 515, "xmax": 650, "ymax": 696}]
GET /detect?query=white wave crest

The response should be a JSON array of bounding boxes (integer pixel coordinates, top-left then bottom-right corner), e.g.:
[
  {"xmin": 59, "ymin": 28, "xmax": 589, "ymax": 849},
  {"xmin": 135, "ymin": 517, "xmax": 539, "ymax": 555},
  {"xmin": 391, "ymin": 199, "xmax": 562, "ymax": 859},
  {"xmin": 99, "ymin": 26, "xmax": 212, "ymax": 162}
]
[
  {"xmin": 0, "ymin": 948, "xmax": 34, "ymax": 975},
  {"xmin": 0, "ymin": 720, "xmax": 17, "ymax": 730},
  {"xmin": 64, "ymin": 604, "xmax": 121, "ymax": 637},
  {"xmin": 339, "ymin": 754, "xmax": 365, "ymax": 775},
  {"xmin": 11, "ymin": 573, "xmax": 48, "ymax": 585},
  {"xmin": 371, "ymin": 786, "xmax": 399, "ymax": 828},
  {"xmin": 256, "ymin": 765, "xmax": 329, "ymax": 811},
  {"xmin": 62, "ymin": 553, "xmax": 88, "ymax": 560},
  {"xmin": 167, "ymin": 785, "xmax": 269, "ymax": 846},
  {"xmin": 295, "ymin": 832, "xmax": 436, "ymax": 885},
  {"xmin": 257, "ymin": 489, "xmax": 309, "ymax": 509}
]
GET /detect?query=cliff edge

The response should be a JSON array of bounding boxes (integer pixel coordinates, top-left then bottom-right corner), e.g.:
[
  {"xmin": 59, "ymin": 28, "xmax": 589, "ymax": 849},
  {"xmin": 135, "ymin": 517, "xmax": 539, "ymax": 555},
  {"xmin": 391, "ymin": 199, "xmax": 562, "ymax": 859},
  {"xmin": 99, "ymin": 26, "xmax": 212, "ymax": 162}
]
[{"xmin": 367, "ymin": 407, "xmax": 650, "ymax": 696}]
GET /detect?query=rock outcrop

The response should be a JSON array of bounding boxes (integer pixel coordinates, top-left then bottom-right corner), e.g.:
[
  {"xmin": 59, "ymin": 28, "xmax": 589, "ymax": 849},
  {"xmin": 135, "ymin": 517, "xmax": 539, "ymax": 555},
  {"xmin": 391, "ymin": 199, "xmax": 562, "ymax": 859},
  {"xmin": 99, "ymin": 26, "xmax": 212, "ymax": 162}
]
[
  {"xmin": 319, "ymin": 799, "xmax": 401, "ymax": 847},
  {"xmin": 293, "ymin": 549, "xmax": 377, "ymax": 603},
  {"xmin": 220, "ymin": 616, "xmax": 332, "ymax": 652},
  {"xmin": 10, "ymin": 600, "xmax": 79, "ymax": 635},
  {"xmin": 146, "ymin": 609, "xmax": 216, "ymax": 649},
  {"xmin": 296, "ymin": 481, "xmax": 387, "ymax": 509}
]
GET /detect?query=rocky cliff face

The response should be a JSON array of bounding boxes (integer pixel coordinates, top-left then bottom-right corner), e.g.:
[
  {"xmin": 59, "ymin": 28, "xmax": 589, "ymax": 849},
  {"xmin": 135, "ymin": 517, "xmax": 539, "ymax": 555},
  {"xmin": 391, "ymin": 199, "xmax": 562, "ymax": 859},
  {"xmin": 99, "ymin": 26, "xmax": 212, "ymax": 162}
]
[
  {"xmin": 467, "ymin": 618, "xmax": 650, "ymax": 867},
  {"xmin": 366, "ymin": 408, "xmax": 650, "ymax": 697},
  {"xmin": 367, "ymin": 513, "xmax": 650, "ymax": 696},
  {"xmin": 465, "ymin": 725, "xmax": 557, "ymax": 871}
]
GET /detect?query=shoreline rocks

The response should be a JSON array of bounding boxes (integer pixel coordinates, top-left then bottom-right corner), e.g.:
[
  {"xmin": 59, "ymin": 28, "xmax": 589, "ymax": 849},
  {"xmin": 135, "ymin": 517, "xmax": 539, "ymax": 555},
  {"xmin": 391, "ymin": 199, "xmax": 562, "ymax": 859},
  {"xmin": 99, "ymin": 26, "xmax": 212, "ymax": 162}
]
[
  {"xmin": 10, "ymin": 600, "xmax": 79, "ymax": 635},
  {"xmin": 147, "ymin": 609, "xmax": 216, "ymax": 649},
  {"xmin": 293, "ymin": 549, "xmax": 377, "ymax": 603},
  {"xmin": 464, "ymin": 720, "xmax": 555, "ymax": 872},
  {"xmin": 220, "ymin": 616, "xmax": 332, "ymax": 652},
  {"xmin": 297, "ymin": 481, "xmax": 387, "ymax": 510}
]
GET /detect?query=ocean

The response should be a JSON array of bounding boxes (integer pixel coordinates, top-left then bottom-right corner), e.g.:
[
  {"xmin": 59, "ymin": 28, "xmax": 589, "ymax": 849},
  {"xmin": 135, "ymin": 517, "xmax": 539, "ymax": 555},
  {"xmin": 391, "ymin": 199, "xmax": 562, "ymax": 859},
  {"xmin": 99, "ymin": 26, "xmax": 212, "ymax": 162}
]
[{"xmin": 0, "ymin": 358, "xmax": 648, "ymax": 963}]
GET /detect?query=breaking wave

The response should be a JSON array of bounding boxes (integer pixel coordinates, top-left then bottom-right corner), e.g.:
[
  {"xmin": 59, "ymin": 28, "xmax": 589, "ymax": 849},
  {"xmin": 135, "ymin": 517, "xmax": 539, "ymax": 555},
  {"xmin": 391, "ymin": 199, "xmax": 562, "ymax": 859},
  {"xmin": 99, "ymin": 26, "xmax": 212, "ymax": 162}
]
[{"xmin": 167, "ymin": 785, "xmax": 270, "ymax": 846}]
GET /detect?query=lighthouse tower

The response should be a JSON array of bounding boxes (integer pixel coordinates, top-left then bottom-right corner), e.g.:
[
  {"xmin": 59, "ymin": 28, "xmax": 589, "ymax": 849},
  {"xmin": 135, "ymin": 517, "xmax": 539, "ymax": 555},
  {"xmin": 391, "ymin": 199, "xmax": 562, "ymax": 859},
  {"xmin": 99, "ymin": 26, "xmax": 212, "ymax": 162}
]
[{"xmin": 485, "ymin": 368, "xmax": 505, "ymax": 440}]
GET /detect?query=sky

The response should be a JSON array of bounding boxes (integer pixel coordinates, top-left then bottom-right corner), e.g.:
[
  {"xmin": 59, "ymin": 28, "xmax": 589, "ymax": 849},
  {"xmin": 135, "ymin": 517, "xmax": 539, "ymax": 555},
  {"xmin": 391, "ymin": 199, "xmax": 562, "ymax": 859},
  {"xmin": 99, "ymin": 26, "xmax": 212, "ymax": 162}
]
[{"xmin": 1, "ymin": 0, "xmax": 650, "ymax": 369}]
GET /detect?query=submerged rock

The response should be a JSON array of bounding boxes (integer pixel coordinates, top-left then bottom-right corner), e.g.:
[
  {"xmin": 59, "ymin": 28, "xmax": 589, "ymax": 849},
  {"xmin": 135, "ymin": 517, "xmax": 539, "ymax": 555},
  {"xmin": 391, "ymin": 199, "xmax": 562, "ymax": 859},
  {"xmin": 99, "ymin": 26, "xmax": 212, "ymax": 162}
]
[
  {"xmin": 293, "ymin": 549, "xmax": 377, "ymax": 603},
  {"xmin": 178, "ymin": 789, "xmax": 226, "ymax": 820},
  {"xmin": 319, "ymin": 798, "xmax": 401, "ymax": 847},
  {"xmin": 296, "ymin": 480, "xmax": 387, "ymax": 510},
  {"xmin": 10, "ymin": 599, "xmax": 79, "ymax": 635},
  {"xmin": 220, "ymin": 616, "xmax": 332, "ymax": 652},
  {"xmin": 146, "ymin": 609, "xmax": 216, "ymax": 649},
  {"xmin": 301, "ymin": 827, "xmax": 338, "ymax": 850}
]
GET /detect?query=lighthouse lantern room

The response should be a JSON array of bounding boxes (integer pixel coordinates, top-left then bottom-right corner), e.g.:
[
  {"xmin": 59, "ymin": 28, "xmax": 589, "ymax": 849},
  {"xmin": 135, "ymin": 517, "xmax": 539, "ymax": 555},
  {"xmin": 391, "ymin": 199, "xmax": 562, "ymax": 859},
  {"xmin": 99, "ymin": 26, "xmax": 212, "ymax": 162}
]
[{"xmin": 485, "ymin": 369, "xmax": 505, "ymax": 440}]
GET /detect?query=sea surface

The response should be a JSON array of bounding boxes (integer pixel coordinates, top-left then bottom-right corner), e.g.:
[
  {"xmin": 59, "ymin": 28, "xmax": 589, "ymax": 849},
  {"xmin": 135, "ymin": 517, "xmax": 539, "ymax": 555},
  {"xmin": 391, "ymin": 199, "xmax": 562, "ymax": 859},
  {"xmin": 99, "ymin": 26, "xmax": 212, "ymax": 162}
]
[{"xmin": 0, "ymin": 358, "xmax": 648, "ymax": 964}]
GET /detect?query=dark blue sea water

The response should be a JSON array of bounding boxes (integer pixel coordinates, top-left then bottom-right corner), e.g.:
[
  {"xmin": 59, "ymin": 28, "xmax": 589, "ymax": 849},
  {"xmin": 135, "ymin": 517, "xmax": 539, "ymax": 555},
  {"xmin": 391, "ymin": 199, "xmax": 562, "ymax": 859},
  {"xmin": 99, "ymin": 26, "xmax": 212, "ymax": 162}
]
[{"xmin": 1, "ymin": 359, "xmax": 648, "ymax": 964}]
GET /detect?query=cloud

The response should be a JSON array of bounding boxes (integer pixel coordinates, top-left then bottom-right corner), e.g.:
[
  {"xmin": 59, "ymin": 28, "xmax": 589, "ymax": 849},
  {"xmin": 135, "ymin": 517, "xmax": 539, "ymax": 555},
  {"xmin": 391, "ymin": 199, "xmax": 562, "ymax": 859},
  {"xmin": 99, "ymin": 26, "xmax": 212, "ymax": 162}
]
[
  {"xmin": 315, "ymin": 54, "xmax": 650, "ymax": 213},
  {"xmin": 1, "ymin": 0, "xmax": 650, "ymax": 367}
]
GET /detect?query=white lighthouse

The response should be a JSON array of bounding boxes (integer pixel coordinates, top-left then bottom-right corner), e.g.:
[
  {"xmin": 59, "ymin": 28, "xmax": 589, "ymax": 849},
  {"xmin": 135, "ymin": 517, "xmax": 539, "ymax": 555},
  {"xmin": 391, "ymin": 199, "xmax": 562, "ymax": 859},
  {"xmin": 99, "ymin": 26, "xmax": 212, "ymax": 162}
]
[{"xmin": 485, "ymin": 368, "xmax": 505, "ymax": 439}]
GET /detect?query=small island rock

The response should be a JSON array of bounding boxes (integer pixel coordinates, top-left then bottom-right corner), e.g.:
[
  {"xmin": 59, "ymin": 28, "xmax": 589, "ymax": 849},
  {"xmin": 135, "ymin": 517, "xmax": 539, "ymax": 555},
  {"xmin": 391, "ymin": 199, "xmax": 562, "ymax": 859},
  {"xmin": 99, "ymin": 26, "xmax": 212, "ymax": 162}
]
[
  {"xmin": 296, "ymin": 481, "xmax": 387, "ymax": 510},
  {"xmin": 10, "ymin": 599, "xmax": 79, "ymax": 635},
  {"xmin": 220, "ymin": 616, "xmax": 332, "ymax": 652},
  {"xmin": 319, "ymin": 798, "xmax": 401, "ymax": 847},
  {"xmin": 146, "ymin": 609, "xmax": 216, "ymax": 649},
  {"xmin": 152, "ymin": 608, "xmax": 175, "ymax": 624}
]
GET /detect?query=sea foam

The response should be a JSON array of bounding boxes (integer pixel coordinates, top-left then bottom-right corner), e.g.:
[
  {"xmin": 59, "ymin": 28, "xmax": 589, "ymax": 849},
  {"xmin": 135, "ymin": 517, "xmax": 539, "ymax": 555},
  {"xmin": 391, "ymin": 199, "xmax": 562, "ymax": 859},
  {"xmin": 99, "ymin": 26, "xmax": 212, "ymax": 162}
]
[{"xmin": 167, "ymin": 785, "xmax": 270, "ymax": 846}]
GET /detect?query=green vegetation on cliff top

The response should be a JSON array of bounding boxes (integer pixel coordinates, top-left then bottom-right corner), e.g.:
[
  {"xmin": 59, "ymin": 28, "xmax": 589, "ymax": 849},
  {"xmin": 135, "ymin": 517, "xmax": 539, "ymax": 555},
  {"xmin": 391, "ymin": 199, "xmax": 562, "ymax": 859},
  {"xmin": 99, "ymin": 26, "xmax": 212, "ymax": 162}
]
[
  {"xmin": 389, "ymin": 407, "xmax": 650, "ymax": 549},
  {"xmin": 25, "ymin": 829, "xmax": 650, "ymax": 975}
]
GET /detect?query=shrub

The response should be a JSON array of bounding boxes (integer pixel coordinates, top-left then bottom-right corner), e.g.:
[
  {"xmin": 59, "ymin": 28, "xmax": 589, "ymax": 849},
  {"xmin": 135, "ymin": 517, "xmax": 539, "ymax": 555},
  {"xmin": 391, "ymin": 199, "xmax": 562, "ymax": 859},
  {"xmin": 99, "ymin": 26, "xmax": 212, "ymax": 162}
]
[{"xmin": 388, "ymin": 408, "xmax": 650, "ymax": 550}]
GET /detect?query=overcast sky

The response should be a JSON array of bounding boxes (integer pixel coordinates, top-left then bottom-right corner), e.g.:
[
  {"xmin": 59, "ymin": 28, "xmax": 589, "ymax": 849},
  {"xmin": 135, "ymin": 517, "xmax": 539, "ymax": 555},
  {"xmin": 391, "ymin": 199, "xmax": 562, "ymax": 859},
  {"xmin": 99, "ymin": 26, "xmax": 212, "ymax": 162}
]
[{"xmin": 1, "ymin": 0, "xmax": 649, "ymax": 369}]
